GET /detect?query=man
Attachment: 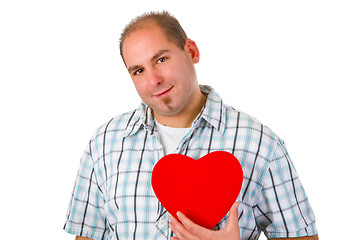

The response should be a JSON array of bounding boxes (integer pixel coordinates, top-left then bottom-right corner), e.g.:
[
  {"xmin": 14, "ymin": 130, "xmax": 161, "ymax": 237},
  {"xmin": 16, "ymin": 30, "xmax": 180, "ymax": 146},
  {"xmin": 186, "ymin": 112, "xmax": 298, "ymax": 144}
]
[{"xmin": 64, "ymin": 11, "xmax": 318, "ymax": 240}]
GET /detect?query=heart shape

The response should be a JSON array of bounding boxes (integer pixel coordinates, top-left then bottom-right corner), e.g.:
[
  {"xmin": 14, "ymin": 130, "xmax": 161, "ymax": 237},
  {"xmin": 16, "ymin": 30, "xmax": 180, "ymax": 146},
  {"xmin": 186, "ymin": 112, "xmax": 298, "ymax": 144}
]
[{"xmin": 151, "ymin": 151, "xmax": 243, "ymax": 229}]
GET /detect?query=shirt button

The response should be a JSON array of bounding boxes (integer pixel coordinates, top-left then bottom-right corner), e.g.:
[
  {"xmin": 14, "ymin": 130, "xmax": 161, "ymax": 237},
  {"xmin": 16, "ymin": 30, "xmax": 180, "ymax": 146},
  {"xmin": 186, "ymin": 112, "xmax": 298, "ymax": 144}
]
[{"xmin": 159, "ymin": 219, "xmax": 167, "ymax": 228}]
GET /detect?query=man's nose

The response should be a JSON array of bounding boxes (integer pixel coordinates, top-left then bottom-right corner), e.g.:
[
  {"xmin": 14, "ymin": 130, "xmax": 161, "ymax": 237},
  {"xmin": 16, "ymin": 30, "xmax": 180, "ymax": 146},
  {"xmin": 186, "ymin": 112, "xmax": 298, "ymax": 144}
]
[{"xmin": 147, "ymin": 68, "xmax": 164, "ymax": 86}]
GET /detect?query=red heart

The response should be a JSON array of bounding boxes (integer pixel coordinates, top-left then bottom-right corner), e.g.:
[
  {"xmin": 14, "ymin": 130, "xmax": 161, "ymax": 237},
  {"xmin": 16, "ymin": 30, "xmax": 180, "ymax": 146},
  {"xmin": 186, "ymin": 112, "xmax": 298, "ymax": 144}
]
[{"xmin": 151, "ymin": 151, "xmax": 243, "ymax": 229}]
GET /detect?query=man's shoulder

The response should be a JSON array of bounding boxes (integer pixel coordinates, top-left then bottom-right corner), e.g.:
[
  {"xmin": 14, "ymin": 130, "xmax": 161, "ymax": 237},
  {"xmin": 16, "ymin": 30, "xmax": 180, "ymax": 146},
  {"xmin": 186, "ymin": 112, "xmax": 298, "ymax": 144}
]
[
  {"xmin": 90, "ymin": 108, "xmax": 143, "ymax": 141},
  {"xmin": 224, "ymin": 104, "xmax": 261, "ymax": 127},
  {"xmin": 224, "ymin": 105, "xmax": 281, "ymax": 142}
]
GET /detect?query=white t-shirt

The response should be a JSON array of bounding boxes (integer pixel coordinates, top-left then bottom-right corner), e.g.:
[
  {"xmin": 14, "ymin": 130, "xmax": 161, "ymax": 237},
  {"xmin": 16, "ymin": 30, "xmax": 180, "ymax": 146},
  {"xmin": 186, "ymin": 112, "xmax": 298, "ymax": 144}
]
[{"xmin": 155, "ymin": 119, "xmax": 191, "ymax": 155}]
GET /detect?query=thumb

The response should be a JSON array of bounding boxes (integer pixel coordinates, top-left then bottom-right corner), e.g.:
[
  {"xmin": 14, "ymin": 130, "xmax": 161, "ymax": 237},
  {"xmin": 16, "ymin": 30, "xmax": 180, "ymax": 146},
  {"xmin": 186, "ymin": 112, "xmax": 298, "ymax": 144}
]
[{"xmin": 227, "ymin": 202, "xmax": 239, "ymax": 228}]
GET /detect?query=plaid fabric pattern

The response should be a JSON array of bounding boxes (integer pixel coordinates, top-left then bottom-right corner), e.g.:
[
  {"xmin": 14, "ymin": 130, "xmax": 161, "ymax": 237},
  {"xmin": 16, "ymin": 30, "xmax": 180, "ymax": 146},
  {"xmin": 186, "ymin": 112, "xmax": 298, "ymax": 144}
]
[{"xmin": 63, "ymin": 85, "xmax": 317, "ymax": 240}]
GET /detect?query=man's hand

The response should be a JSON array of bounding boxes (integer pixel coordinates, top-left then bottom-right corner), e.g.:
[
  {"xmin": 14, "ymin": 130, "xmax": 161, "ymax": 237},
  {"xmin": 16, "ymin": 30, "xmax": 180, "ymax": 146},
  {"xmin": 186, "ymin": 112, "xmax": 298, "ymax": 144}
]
[{"xmin": 169, "ymin": 202, "xmax": 241, "ymax": 240}]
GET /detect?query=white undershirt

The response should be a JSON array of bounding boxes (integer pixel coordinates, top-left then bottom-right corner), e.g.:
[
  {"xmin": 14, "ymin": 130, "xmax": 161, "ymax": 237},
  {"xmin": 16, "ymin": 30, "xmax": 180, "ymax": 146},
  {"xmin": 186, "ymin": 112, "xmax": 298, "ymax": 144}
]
[{"xmin": 154, "ymin": 119, "xmax": 191, "ymax": 155}]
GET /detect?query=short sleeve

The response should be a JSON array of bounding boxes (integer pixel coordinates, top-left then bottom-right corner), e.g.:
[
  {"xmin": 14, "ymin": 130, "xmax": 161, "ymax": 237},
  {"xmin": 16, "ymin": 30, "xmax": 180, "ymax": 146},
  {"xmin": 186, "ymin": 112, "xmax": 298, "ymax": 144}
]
[
  {"xmin": 63, "ymin": 141, "xmax": 110, "ymax": 240},
  {"xmin": 254, "ymin": 139, "xmax": 317, "ymax": 238}
]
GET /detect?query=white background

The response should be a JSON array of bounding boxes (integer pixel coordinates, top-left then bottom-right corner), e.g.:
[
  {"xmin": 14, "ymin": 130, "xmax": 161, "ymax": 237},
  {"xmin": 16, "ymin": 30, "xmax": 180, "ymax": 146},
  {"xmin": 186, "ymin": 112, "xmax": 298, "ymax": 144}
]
[{"xmin": 1, "ymin": 1, "xmax": 359, "ymax": 239}]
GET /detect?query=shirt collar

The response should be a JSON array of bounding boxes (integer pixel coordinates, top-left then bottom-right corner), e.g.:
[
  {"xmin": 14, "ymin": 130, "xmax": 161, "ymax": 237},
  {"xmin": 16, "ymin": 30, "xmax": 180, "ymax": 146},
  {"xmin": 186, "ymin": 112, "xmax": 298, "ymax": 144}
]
[
  {"xmin": 126, "ymin": 85, "xmax": 227, "ymax": 137},
  {"xmin": 197, "ymin": 85, "xmax": 227, "ymax": 135}
]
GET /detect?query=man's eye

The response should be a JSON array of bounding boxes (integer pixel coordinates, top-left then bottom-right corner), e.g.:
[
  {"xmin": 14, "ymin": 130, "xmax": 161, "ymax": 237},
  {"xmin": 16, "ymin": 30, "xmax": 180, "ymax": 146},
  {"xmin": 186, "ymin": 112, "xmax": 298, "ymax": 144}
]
[
  {"xmin": 134, "ymin": 69, "xmax": 143, "ymax": 75},
  {"xmin": 157, "ymin": 57, "xmax": 167, "ymax": 63}
]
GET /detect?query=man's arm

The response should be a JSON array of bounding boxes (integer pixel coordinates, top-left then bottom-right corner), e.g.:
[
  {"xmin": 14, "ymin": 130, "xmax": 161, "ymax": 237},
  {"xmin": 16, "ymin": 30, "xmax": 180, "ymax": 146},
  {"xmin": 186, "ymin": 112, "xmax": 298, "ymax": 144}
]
[
  {"xmin": 269, "ymin": 236, "xmax": 319, "ymax": 240},
  {"xmin": 75, "ymin": 236, "xmax": 93, "ymax": 240}
]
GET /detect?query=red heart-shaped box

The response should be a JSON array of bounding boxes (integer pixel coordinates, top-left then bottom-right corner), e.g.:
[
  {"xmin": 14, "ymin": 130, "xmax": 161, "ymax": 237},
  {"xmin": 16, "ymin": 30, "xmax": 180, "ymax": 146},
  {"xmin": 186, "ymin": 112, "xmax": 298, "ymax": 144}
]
[{"xmin": 151, "ymin": 151, "xmax": 243, "ymax": 229}]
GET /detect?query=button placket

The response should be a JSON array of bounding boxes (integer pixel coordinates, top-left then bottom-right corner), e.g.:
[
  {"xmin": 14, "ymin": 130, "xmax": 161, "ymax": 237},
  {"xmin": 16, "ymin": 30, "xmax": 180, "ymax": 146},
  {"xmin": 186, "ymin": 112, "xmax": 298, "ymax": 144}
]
[{"xmin": 155, "ymin": 209, "xmax": 171, "ymax": 239}]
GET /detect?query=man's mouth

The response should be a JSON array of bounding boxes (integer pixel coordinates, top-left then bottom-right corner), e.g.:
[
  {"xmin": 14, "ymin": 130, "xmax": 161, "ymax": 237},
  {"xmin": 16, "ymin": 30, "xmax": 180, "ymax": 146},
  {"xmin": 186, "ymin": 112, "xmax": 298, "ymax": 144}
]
[{"xmin": 155, "ymin": 87, "xmax": 173, "ymax": 97}]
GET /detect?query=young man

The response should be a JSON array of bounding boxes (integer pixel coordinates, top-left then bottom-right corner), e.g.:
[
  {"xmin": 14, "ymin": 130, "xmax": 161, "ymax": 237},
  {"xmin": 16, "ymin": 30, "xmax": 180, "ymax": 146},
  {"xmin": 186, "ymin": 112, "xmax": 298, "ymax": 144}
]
[{"xmin": 64, "ymin": 11, "xmax": 319, "ymax": 240}]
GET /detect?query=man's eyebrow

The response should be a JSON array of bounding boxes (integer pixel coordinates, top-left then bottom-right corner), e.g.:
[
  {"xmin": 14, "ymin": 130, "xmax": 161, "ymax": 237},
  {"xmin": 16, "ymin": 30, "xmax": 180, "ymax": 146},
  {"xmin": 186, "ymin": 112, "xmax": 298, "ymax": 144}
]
[
  {"xmin": 127, "ymin": 49, "xmax": 170, "ymax": 73},
  {"xmin": 127, "ymin": 65, "xmax": 142, "ymax": 73},
  {"xmin": 151, "ymin": 49, "xmax": 170, "ymax": 62}
]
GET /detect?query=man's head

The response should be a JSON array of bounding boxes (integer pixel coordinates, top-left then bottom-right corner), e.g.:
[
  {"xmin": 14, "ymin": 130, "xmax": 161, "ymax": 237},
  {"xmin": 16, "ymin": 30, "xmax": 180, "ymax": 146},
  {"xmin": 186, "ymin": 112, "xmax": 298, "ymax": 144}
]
[
  {"xmin": 119, "ymin": 11, "xmax": 188, "ymax": 62},
  {"xmin": 120, "ymin": 11, "xmax": 205, "ymax": 127}
]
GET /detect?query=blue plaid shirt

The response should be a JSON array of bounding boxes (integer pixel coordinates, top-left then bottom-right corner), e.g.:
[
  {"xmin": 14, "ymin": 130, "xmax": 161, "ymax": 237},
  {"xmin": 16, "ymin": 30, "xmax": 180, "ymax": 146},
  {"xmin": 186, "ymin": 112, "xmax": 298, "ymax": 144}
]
[{"xmin": 64, "ymin": 85, "xmax": 317, "ymax": 240}]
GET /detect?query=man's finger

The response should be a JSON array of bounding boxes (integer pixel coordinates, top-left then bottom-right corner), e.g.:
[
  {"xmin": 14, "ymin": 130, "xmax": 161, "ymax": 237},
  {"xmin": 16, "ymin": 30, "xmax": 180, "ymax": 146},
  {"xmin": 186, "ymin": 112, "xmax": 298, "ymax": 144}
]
[
  {"xmin": 170, "ymin": 215, "xmax": 197, "ymax": 240},
  {"xmin": 226, "ymin": 202, "xmax": 240, "ymax": 229},
  {"xmin": 169, "ymin": 215, "xmax": 185, "ymax": 239},
  {"xmin": 176, "ymin": 212, "xmax": 210, "ymax": 237},
  {"xmin": 218, "ymin": 201, "xmax": 241, "ymax": 240}
]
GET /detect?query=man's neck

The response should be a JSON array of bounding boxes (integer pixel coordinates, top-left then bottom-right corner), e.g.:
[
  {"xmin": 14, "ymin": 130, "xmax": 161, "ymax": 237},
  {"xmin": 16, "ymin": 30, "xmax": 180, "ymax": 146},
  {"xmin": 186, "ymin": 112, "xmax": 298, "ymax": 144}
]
[{"xmin": 154, "ymin": 93, "xmax": 207, "ymax": 128}]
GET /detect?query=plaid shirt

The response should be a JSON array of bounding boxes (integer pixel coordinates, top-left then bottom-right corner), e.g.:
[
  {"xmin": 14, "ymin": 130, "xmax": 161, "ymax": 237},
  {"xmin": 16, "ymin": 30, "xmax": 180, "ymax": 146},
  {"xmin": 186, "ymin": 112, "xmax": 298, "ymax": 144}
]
[{"xmin": 64, "ymin": 85, "xmax": 317, "ymax": 240}]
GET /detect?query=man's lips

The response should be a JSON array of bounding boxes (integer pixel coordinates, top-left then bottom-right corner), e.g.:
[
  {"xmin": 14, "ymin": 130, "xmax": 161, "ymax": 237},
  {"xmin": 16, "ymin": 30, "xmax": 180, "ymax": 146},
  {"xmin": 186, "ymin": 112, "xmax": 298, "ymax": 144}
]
[{"xmin": 155, "ymin": 87, "xmax": 173, "ymax": 97}]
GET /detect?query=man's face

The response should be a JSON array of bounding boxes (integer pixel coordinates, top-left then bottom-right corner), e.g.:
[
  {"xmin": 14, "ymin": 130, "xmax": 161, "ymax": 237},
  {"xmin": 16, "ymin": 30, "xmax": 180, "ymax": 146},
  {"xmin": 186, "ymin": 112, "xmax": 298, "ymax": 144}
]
[{"xmin": 122, "ymin": 25, "xmax": 200, "ymax": 119}]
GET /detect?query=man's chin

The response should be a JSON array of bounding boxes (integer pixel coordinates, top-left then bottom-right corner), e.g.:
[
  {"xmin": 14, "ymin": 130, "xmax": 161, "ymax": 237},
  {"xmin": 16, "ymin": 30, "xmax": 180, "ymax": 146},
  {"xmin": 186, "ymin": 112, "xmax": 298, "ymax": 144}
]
[{"xmin": 152, "ymin": 106, "xmax": 185, "ymax": 118}]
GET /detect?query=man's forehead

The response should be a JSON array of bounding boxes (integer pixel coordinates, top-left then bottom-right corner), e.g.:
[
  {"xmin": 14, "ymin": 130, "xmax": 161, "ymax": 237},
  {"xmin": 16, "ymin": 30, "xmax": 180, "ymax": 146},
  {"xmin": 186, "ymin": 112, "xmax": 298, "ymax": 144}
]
[
  {"xmin": 124, "ymin": 25, "xmax": 169, "ymax": 45},
  {"xmin": 122, "ymin": 27, "xmax": 178, "ymax": 66}
]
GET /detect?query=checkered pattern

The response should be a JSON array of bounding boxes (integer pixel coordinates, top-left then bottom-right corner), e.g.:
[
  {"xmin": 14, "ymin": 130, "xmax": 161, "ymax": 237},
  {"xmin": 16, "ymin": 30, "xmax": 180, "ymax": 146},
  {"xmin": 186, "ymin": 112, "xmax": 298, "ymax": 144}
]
[{"xmin": 63, "ymin": 85, "xmax": 317, "ymax": 240}]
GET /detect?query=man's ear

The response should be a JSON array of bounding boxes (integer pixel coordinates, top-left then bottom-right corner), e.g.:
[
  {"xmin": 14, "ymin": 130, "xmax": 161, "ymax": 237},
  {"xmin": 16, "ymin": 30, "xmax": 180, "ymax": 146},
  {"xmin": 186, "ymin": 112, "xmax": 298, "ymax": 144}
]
[{"xmin": 184, "ymin": 39, "xmax": 200, "ymax": 63}]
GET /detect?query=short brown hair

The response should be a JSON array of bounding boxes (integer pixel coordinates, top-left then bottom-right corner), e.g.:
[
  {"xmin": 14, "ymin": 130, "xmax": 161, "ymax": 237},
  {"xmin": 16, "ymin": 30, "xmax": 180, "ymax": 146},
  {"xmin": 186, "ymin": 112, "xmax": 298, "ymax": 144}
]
[{"xmin": 119, "ymin": 11, "xmax": 188, "ymax": 61}]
